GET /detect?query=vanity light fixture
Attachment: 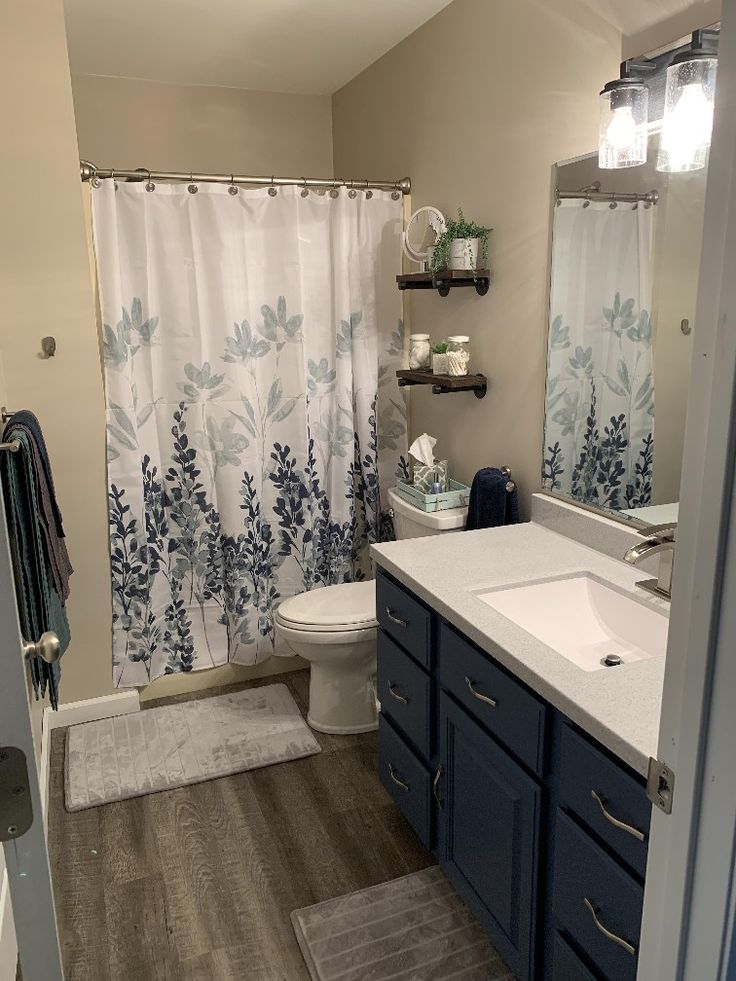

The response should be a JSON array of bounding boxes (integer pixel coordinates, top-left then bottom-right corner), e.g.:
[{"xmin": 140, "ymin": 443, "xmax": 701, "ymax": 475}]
[
  {"xmin": 657, "ymin": 30, "xmax": 719, "ymax": 173},
  {"xmin": 598, "ymin": 60, "xmax": 654, "ymax": 169}
]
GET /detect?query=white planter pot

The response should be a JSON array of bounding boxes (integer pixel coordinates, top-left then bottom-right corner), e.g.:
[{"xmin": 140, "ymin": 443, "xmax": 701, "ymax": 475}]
[
  {"xmin": 448, "ymin": 237, "xmax": 480, "ymax": 271},
  {"xmin": 432, "ymin": 353, "xmax": 448, "ymax": 374}
]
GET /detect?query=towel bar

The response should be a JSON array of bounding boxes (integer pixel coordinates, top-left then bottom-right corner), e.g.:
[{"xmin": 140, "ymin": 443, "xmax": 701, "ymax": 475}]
[{"xmin": 0, "ymin": 441, "xmax": 19, "ymax": 453}]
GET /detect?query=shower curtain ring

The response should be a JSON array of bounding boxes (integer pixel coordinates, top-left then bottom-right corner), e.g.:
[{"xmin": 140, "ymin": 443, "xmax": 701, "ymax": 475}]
[
  {"xmin": 329, "ymin": 179, "xmax": 339, "ymax": 199},
  {"xmin": 348, "ymin": 180, "xmax": 357, "ymax": 199},
  {"xmin": 364, "ymin": 180, "xmax": 372, "ymax": 200},
  {"xmin": 609, "ymin": 192, "xmax": 617, "ymax": 210},
  {"xmin": 145, "ymin": 169, "xmax": 155, "ymax": 192},
  {"xmin": 228, "ymin": 174, "xmax": 238, "ymax": 195},
  {"xmin": 582, "ymin": 190, "xmax": 590, "ymax": 208},
  {"xmin": 300, "ymin": 177, "xmax": 309, "ymax": 198},
  {"xmin": 268, "ymin": 176, "xmax": 278, "ymax": 197},
  {"xmin": 391, "ymin": 183, "xmax": 401, "ymax": 200},
  {"xmin": 111, "ymin": 168, "xmax": 118, "ymax": 191},
  {"xmin": 188, "ymin": 172, "xmax": 198, "ymax": 194}
]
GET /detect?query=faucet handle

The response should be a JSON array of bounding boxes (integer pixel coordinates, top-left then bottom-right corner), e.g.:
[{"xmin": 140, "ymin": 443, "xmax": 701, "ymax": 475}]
[{"xmin": 640, "ymin": 522, "xmax": 676, "ymax": 541}]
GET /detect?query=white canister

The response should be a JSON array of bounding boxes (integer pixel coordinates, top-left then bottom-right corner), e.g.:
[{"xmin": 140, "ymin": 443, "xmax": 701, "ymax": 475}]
[
  {"xmin": 409, "ymin": 333, "xmax": 431, "ymax": 371},
  {"xmin": 447, "ymin": 335, "xmax": 470, "ymax": 376},
  {"xmin": 448, "ymin": 238, "xmax": 480, "ymax": 271}
]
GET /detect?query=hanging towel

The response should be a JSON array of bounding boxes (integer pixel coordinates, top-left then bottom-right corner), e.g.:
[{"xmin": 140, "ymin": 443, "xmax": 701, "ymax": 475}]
[
  {"xmin": 465, "ymin": 467, "xmax": 520, "ymax": 530},
  {"xmin": 1, "ymin": 415, "xmax": 72, "ymax": 708}
]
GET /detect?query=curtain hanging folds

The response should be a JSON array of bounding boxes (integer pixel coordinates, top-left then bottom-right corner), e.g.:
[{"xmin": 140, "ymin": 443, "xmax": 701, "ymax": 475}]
[
  {"xmin": 543, "ymin": 199, "xmax": 655, "ymax": 509},
  {"xmin": 91, "ymin": 182, "xmax": 408, "ymax": 687}
]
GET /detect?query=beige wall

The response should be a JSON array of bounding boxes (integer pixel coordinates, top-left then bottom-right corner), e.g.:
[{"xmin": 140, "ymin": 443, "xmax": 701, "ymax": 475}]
[
  {"xmin": 623, "ymin": 0, "xmax": 721, "ymax": 59},
  {"xmin": 332, "ymin": 0, "xmax": 621, "ymax": 515},
  {"xmin": 0, "ymin": 0, "xmax": 112, "ymax": 707},
  {"xmin": 71, "ymin": 74, "xmax": 334, "ymax": 177}
]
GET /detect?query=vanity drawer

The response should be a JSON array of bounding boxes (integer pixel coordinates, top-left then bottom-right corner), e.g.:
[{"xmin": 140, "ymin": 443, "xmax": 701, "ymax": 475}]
[
  {"xmin": 439, "ymin": 621, "xmax": 546, "ymax": 774},
  {"xmin": 377, "ymin": 631, "xmax": 432, "ymax": 760},
  {"xmin": 552, "ymin": 810, "xmax": 643, "ymax": 981},
  {"xmin": 376, "ymin": 571, "xmax": 433, "ymax": 668},
  {"xmin": 559, "ymin": 724, "xmax": 650, "ymax": 879},
  {"xmin": 378, "ymin": 716, "xmax": 432, "ymax": 849},
  {"xmin": 551, "ymin": 933, "xmax": 600, "ymax": 981}
]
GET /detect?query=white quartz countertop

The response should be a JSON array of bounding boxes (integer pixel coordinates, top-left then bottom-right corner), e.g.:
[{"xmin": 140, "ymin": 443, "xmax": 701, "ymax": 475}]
[{"xmin": 371, "ymin": 522, "xmax": 667, "ymax": 776}]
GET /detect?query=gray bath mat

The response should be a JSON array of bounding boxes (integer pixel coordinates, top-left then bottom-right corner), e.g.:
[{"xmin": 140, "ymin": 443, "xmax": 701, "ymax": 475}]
[
  {"xmin": 291, "ymin": 866, "xmax": 513, "ymax": 981},
  {"xmin": 65, "ymin": 683, "xmax": 321, "ymax": 811}
]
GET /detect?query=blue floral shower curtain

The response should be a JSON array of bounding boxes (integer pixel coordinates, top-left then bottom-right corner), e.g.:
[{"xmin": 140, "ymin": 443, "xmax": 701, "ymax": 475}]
[
  {"xmin": 543, "ymin": 199, "xmax": 655, "ymax": 510},
  {"xmin": 92, "ymin": 181, "xmax": 407, "ymax": 687}
]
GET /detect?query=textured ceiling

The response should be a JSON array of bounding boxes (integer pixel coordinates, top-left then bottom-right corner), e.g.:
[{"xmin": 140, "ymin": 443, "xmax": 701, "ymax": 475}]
[
  {"xmin": 63, "ymin": 0, "xmax": 454, "ymax": 95},
  {"xmin": 580, "ymin": 0, "xmax": 716, "ymax": 36}
]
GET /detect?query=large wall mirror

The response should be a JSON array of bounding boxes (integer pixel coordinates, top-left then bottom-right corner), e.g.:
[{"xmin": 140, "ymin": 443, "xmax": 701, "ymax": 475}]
[{"xmin": 543, "ymin": 116, "xmax": 709, "ymax": 527}]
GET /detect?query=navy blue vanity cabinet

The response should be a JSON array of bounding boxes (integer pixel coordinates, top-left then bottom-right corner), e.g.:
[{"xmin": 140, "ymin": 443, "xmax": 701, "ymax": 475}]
[
  {"xmin": 438, "ymin": 692, "xmax": 541, "ymax": 979},
  {"xmin": 374, "ymin": 568, "xmax": 652, "ymax": 981}
]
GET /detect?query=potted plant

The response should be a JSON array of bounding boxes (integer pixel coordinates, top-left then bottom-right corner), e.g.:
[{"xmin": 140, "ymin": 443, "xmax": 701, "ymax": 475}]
[
  {"xmin": 431, "ymin": 340, "xmax": 449, "ymax": 374},
  {"xmin": 430, "ymin": 208, "xmax": 491, "ymax": 275}
]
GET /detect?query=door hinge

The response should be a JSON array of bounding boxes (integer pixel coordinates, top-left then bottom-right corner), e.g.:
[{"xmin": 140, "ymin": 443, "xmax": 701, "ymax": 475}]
[
  {"xmin": 0, "ymin": 746, "xmax": 33, "ymax": 841},
  {"xmin": 646, "ymin": 756, "xmax": 675, "ymax": 814}
]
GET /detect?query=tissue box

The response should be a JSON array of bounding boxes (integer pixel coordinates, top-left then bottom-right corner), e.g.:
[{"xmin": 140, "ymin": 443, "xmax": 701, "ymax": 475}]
[{"xmin": 411, "ymin": 459, "xmax": 449, "ymax": 493}]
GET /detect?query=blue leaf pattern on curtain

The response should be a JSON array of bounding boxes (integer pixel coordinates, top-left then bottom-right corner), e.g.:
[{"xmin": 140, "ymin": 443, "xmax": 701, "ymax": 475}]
[
  {"xmin": 93, "ymin": 183, "xmax": 407, "ymax": 687},
  {"xmin": 542, "ymin": 200, "xmax": 655, "ymax": 510}
]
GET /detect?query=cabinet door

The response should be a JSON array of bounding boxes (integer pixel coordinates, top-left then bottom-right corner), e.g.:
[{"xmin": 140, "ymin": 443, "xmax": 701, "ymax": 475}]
[{"xmin": 438, "ymin": 693, "xmax": 540, "ymax": 979}]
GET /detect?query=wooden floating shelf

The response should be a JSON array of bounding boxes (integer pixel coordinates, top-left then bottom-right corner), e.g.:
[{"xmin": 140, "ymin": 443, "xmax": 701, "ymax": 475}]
[
  {"xmin": 396, "ymin": 269, "xmax": 490, "ymax": 297},
  {"xmin": 396, "ymin": 369, "xmax": 488, "ymax": 399}
]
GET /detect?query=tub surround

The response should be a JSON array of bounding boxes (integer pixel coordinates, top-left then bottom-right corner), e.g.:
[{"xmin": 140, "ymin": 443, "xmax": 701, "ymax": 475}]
[{"xmin": 371, "ymin": 519, "xmax": 668, "ymax": 776}]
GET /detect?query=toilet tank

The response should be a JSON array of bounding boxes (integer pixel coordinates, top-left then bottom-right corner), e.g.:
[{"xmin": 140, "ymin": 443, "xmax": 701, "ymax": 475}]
[{"xmin": 387, "ymin": 486, "xmax": 468, "ymax": 539}]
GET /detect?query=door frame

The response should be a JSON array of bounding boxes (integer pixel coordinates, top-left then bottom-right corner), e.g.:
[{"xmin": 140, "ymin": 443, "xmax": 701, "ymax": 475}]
[{"xmin": 637, "ymin": 0, "xmax": 736, "ymax": 976}]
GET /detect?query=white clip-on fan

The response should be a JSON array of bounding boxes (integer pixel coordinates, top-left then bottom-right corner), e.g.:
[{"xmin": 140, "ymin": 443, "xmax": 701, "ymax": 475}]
[{"xmin": 402, "ymin": 206, "xmax": 446, "ymax": 271}]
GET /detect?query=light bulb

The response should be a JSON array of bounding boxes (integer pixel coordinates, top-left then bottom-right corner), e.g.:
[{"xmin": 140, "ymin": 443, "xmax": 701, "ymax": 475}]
[{"xmin": 606, "ymin": 106, "xmax": 637, "ymax": 152}]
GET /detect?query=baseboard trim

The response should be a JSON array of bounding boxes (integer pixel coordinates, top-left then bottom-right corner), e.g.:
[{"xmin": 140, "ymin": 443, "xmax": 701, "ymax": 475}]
[
  {"xmin": 0, "ymin": 867, "xmax": 17, "ymax": 981},
  {"xmin": 40, "ymin": 691, "xmax": 140, "ymax": 825}
]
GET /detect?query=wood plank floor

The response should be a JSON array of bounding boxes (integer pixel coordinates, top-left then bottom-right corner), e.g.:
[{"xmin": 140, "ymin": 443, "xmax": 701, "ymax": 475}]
[{"xmin": 48, "ymin": 670, "xmax": 434, "ymax": 981}]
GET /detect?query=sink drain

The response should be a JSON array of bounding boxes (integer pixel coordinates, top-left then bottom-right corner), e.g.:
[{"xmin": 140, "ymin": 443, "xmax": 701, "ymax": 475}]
[{"xmin": 602, "ymin": 653, "xmax": 623, "ymax": 667}]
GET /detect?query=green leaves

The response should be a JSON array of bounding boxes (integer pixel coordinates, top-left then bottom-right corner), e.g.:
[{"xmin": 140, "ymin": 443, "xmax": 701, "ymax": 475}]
[
  {"xmin": 222, "ymin": 320, "xmax": 270, "ymax": 364},
  {"xmin": 336, "ymin": 311, "xmax": 364, "ymax": 358},
  {"xmin": 550, "ymin": 315, "xmax": 571, "ymax": 351},
  {"xmin": 107, "ymin": 402, "xmax": 137, "ymax": 451},
  {"xmin": 257, "ymin": 296, "xmax": 303, "ymax": 348},
  {"xmin": 103, "ymin": 298, "xmax": 159, "ymax": 368},
  {"xmin": 178, "ymin": 361, "xmax": 229, "ymax": 402}
]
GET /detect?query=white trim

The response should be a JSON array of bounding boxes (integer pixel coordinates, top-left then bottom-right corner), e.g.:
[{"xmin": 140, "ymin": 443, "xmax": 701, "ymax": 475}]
[
  {"xmin": 39, "ymin": 691, "xmax": 140, "ymax": 825},
  {"xmin": 0, "ymin": 861, "xmax": 17, "ymax": 981}
]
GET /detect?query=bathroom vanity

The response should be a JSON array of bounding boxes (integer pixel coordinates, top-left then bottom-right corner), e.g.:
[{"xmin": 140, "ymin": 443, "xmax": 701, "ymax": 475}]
[{"xmin": 372, "ymin": 517, "xmax": 667, "ymax": 981}]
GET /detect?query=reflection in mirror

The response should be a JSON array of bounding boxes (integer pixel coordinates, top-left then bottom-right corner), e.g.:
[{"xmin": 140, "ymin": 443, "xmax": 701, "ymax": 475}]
[{"xmin": 542, "ymin": 129, "xmax": 707, "ymax": 526}]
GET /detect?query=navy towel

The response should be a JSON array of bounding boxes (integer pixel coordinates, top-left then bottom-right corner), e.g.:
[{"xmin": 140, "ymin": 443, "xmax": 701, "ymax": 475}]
[{"xmin": 466, "ymin": 468, "xmax": 520, "ymax": 530}]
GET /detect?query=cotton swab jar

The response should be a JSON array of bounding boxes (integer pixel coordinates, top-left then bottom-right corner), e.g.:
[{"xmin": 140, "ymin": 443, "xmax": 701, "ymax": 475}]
[{"xmin": 446, "ymin": 335, "xmax": 470, "ymax": 376}]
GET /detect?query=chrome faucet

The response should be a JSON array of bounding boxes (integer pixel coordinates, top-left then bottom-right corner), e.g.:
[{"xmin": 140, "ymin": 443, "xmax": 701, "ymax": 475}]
[{"xmin": 623, "ymin": 523, "xmax": 676, "ymax": 600}]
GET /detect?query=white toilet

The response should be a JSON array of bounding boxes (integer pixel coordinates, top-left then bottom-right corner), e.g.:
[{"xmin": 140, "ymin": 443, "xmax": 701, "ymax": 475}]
[{"xmin": 276, "ymin": 486, "xmax": 468, "ymax": 734}]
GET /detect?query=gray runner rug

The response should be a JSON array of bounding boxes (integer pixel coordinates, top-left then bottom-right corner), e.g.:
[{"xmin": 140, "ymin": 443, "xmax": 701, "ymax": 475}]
[
  {"xmin": 291, "ymin": 866, "xmax": 513, "ymax": 981},
  {"xmin": 65, "ymin": 683, "xmax": 321, "ymax": 811}
]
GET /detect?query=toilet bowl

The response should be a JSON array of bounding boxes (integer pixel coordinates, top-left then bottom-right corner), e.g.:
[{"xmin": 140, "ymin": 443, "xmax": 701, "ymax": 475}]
[{"xmin": 276, "ymin": 486, "xmax": 468, "ymax": 734}]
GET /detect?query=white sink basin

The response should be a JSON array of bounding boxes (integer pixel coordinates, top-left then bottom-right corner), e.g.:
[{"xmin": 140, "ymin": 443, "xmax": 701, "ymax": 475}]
[{"xmin": 476, "ymin": 573, "xmax": 668, "ymax": 671}]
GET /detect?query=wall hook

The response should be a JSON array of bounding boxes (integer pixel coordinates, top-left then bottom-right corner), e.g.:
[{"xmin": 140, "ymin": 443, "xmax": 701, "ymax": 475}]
[{"xmin": 40, "ymin": 337, "xmax": 56, "ymax": 359}]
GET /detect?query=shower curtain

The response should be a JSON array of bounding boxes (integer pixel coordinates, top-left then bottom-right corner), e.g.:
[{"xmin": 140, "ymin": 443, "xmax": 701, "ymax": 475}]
[
  {"xmin": 543, "ymin": 199, "xmax": 655, "ymax": 510},
  {"xmin": 92, "ymin": 181, "xmax": 407, "ymax": 687}
]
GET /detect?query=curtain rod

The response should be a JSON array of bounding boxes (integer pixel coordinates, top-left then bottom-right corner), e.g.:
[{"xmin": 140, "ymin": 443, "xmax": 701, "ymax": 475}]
[
  {"xmin": 80, "ymin": 160, "xmax": 411, "ymax": 196},
  {"xmin": 556, "ymin": 187, "xmax": 659, "ymax": 206}
]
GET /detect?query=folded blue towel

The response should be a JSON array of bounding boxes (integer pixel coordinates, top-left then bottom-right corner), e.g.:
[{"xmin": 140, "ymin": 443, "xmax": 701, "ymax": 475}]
[
  {"xmin": 1, "ymin": 420, "xmax": 71, "ymax": 708},
  {"xmin": 465, "ymin": 468, "xmax": 520, "ymax": 530}
]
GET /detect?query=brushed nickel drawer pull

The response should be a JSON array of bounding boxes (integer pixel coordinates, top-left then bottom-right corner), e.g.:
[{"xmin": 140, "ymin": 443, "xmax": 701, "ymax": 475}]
[
  {"xmin": 388, "ymin": 763, "xmax": 409, "ymax": 791},
  {"xmin": 591, "ymin": 790, "xmax": 646, "ymax": 842},
  {"xmin": 433, "ymin": 765, "xmax": 444, "ymax": 808},
  {"xmin": 465, "ymin": 676, "xmax": 497, "ymax": 708},
  {"xmin": 386, "ymin": 607, "xmax": 408, "ymax": 627},
  {"xmin": 583, "ymin": 898, "xmax": 636, "ymax": 957},
  {"xmin": 388, "ymin": 683, "xmax": 409, "ymax": 705}
]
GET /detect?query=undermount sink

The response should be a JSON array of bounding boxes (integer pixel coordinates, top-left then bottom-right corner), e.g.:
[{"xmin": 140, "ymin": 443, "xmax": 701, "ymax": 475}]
[{"xmin": 476, "ymin": 573, "xmax": 668, "ymax": 671}]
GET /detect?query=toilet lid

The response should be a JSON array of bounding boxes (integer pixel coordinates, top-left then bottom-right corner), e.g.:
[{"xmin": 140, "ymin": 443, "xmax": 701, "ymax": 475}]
[{"xmin": 277, "ymin": 580, "xmax": 376, "ymax": 630}]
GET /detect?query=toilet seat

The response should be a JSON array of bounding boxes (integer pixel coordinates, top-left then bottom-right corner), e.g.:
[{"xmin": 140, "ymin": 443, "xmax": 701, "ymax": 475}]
[{"xmin": 276, "ymin": 580, "xmax": 376, "ymax": 633}]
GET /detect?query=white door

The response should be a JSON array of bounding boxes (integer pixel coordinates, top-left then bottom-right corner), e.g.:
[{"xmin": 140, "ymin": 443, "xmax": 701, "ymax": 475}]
[
  {"xmin": 637, "ymin": 0, "xmax": 736, "ymax": 977},
  {"xmin": 0, "ymin": 469, "xmax": 63, "ymax": 979}
]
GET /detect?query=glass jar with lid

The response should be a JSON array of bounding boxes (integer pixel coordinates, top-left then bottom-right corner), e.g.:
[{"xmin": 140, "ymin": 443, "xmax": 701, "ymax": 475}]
[
  {"xmin": 409, "ymin": 333, "xmax": 431, "ymax": 371},
  {"xmin": 446, "ymin": 335, "xmax": 470, "ymax": 376}
]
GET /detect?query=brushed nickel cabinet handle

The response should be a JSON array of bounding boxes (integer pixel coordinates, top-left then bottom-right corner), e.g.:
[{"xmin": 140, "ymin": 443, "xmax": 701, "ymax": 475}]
[
  {"xmin": 388, "ymin": 763, "xmax": 409, "ymax": 791},
  {"xmin": 433, "ymin": 765, "xmax": 444, "ymax": 808},
  {"xmin": 385, "ymin": 607, "xmax": 408, "ymax": 627},
  {"xmin": 591, "ymin": 790, "xmax": 646, "ymax": 842},
  {"xmin": 465, "ymin": 676, "xmax": 497, "ymax": 708},
  {"xmin": 388, "ymin": 683, "xmax": 409, "ymax": 705},
  {"xmin": 583, "ymin": 898, "xmax": 637, "ymax": 957}
]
